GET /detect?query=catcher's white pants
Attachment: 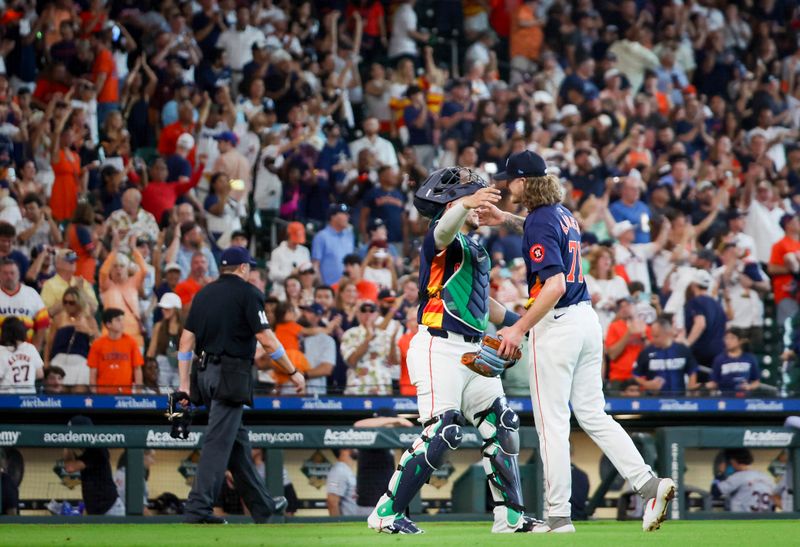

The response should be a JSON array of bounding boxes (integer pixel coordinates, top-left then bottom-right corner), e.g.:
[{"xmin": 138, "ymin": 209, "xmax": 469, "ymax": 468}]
[
  {"xmin": 408, "ymin": 326, "xmax": 504, "ymax": 427},
  {"xmin": 528, "ymin": 302, "xmax": 654, "ymax": 518}
]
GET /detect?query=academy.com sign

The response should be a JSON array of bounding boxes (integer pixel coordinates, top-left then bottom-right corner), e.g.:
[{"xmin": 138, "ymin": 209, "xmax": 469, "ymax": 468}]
[
  {"xmin": 0, "ymin": 430, "xmax": 21, "ymax": 446},
  {"xmin": 249, "ymin": 431, "xmax": 305, "ymax": 445},
  {"xmin": 323, "ymin": 428, "xmax": 378, "ymax": 446},
  {"xmin": 43, "ymin": 431, "xmax": 126, "ymax": 445}
]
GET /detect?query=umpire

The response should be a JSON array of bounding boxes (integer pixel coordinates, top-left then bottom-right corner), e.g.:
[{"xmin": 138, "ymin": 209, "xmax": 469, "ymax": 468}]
[{"xmin": 177, "ymin": 246, "xmax": 305, "ymax": 523}]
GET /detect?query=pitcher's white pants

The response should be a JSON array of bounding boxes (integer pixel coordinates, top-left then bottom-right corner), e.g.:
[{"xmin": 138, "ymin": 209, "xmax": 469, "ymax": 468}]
[{"xmin": 529, "ymin": 302, "xmax": 654, "ymax": 518}]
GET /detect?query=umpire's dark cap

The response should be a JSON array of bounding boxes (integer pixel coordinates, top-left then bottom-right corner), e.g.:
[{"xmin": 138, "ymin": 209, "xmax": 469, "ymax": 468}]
[
  {"xmin": 220, "ymin": 246, "xmax": 257, "ymax": 267},
  {"xmin": 494, "ymin": 151, "xmax": 547, "ymax": 181}
]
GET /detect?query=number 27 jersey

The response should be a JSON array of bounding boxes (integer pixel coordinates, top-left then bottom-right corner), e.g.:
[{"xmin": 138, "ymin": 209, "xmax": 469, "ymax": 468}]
[{"xmin": 522, "ymin": 204, "xmax": 590, "ymax": 309}]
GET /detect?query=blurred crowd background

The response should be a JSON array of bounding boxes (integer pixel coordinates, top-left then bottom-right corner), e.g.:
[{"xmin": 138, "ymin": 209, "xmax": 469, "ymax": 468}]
[{"xmin": 0, "ymin": 0, "xmax": 799, "ymax": 397}]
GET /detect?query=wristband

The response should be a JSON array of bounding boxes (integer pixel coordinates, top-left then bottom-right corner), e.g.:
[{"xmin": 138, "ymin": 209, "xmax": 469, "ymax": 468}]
[
  {"xmin": 502, "ymin": 309, "xmax": 520, "ymax": 327},
  {"xmin": 177, "ymin": 351, "xmax": 194, "ymax": 361},
  {"xmin": 270, "ymin": 345, "xmax": 286, "ymax": 361}
]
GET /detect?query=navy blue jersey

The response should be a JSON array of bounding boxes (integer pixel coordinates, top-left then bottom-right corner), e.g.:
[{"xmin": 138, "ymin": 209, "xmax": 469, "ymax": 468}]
[
  {"xmin": 417, "ymin": 223, "xmax": 489, "ymax": 336},
  {"xmin": 635, "ymin": 342, "xmax": 697, "ymax": 393},
  {"xmin": 684, "ymin": 295, "xmax": 726, "ymax": 365},
  {"xmin": 711, "ymin": 352, "xmax": 760, "ymax": 391},
  {"xmin": 522, "ymin": 204, "xmax": 590, "ymax": 309}
]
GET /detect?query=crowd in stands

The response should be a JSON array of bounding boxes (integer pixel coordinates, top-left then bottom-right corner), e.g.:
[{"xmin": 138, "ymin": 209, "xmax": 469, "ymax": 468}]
[{"xmin": 0, "ymin": 0, "xmax": 800, "ymax": 397}]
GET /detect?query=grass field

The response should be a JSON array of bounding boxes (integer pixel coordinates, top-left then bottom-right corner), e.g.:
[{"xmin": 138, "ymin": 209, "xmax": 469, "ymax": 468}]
[{"xmin": 0, "ymin": 521, "xmax": 796, "ymax": 547}]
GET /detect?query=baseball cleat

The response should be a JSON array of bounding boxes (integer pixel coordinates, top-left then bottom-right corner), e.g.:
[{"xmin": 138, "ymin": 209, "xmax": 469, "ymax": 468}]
[
  {"xmin": 371, "ymin": 516, "xmax": 424, "ymax": 534},
  {"xmin": 515, "ymin": 515, "xmax": 546, "ymax": 533},
  {"xmin": 642, "ymin": 478, "xmax": 676, "ymax": 532},
  {"xmin": 532, "ymin": 517, "xmax": 575, "ymax": 533}
]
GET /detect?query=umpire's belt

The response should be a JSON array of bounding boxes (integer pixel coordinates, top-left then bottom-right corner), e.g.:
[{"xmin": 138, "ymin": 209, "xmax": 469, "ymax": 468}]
[
  {"xmin": 425, "ymin": 326, "xmax": 481, "ymax": 344},
  {"xmin": 199, "ymin": 353, "xmax": 251, "ymax": 369}
]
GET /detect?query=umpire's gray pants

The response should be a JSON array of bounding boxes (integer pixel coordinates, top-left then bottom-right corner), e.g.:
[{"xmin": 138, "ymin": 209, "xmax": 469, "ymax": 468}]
[{"xmin": 184, "ymin": 362, "xmax": 278, "ymax": 522}]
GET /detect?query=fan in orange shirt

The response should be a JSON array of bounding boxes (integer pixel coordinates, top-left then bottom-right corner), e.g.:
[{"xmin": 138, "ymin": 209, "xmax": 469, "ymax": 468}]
[
  {"xmin": 397, "ymin": 305, "xmax": 418, "ymax": 396},
  {"xmin": 87, "ymin": 308, "xmax": 143, "ymax": 394}
]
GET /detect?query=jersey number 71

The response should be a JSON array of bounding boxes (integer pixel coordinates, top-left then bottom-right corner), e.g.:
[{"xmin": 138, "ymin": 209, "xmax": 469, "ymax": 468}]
[{"xmin": 566, "ymin": 240, "xmax": 584, "ymax": 283}]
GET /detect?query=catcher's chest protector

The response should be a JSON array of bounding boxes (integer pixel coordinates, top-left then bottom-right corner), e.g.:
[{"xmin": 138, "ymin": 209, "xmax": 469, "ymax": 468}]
[{"xmin": 441, "ymin": 234, "xmax": 490, "ymax": 332}]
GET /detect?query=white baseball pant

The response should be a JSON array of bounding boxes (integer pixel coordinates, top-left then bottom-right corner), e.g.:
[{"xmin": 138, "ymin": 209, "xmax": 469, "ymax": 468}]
[
  {"xmin": 408, "ymin": 326, "xmax": 504, "ymax": 423},
  {"xmin": 529, "ymin": 301, "xmax": 655, "ymax": 518}
]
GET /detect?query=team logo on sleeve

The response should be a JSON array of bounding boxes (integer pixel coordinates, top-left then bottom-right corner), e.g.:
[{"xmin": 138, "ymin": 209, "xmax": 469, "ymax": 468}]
[{"xmin": 529, "ymin": 244, "xmax": 545, "ymax": 263}]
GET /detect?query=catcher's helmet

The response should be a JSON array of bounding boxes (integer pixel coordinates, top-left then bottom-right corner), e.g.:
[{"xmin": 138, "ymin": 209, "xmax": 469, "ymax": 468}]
[{"xmin": 413, "ymin": 167, "xmax": 488, "ymax": 218}]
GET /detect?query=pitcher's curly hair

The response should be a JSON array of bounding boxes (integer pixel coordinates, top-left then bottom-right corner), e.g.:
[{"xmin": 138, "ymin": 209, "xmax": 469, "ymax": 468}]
[{"xmin": 520, "ymin": 174, "xmax": 564, "ymax": 211}]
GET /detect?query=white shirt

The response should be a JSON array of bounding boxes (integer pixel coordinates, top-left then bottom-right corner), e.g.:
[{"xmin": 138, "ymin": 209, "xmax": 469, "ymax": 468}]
[
  {"xmin": 0, "ymin": 342, "xmax": 44, "ymax": 394},
  {"xmin": 614, "ymin": 242, "xmax": 656, "ymax": 295},
  {"xmin": 585, "ymin": 274, "xmax": 629, "ymax": 335},
  {"xmin": 712, "ymin": 264, "xmax": 766, "ymax": 329},
  {"xmin": 349, "ymin": 135, "xmax": 399, "ymax": 168},
  {"xmin": 388, "ymin": 3, "xmax": 418, "ymax": 59},
  {"xmin": 267, "ymin": 241, "xmax": 311, "ymax": 298},
  {"xmin": 217, "ymin": 26, "xmax": 267, "ymax": 70},
  {"xmin": 744, "ymin": 200, "xmax": 784, "ymax": 263}
]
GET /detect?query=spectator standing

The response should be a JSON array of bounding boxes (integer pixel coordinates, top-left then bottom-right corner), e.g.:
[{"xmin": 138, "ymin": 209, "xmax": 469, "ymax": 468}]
[
  {"xmin": 634, "ymin": 317, "xmax": 698, "ymax": 395},
  {"xmin": 98, "ymin": 245, "xmax": 148, "ymax": 350},
  {"xmin": 268, "ymin": 222, "xmax": 310, "ymax": 299},
  {"xmin": 509, "ymin": 0, "xmax": 544, "ymax": 80},
  {"xmin": 312, "ymin": 204, "xmax": 355, "ymax": 286},
  {"xmin": 340, "ymin": 254, "xmax": 379, "ymax": 302},
  {"xmin": 613, "ymin": 219, "xmax": 669, "ymax": 296},
  {"xmin": 0, "ymin": 317, "xmax": 44, "ymax": 394},
  {"xmin": 44, "ymin": 287, "xmax": 98, "ymax": 393},
  {"xmin": 403, "ymin": 86, "xmax": 435, "ymax": 170},
  {"xmin": 768, "ymin": 213, "xmax": 800, "ymax": 326},
  {"xmin": 585, "ymin": 246, "xmax": 630, "ymax": 335},
  {"xmin": 341, "ymin": 301, "xmax": 396, "ymax": 395},
  {"xmin": 173, "ymin": 222, "xmax": 219, "ymax": 280},
  {"xmin": 0, "ymin": 258, "xmax": 49, "ymax": 350},
  {"xmin": 204, "ymin": 172, "xmax": 247, "ymax": 251},
  {"xmin": 0, "ymin": 222, "xmax": 30, "ymax": 280},
  {"xmin": 146, "ymin": 292, "xmax": 183, "ymax": 390},
  {"xmin": 609, "ymin": 174, "xmax": 652, "ymax": 244},
  {"xmin": 684, "ymin": 269, "xmax": 726, "ymax": 373},
  {"xmin": 707, "ymin": 328, "xmax": 761, "ymax": 394},
  {"xmin": 216, "ymin": 6, "xmax": 266, "ymax": 94},
  {"xmin": 293, "ymin": 303, "xmax": 336, "ymax": 395},
  {"xmin": 361, "ymin": 167, "xmax": 406, "ymax": 244},
  {"xmin": 40, "ymin": 249, "xmax": 98, "ymax": 318},
  {"xmin": 50, "ymin": 108, "xmax": 84, "ymax": 223},
  {"xmin": 387, "ymin": 0, "xmax": 428, "ymax": 63},
  {"xmin": 106, "ymin": 188, "xmax": 160, "ymax": 245},
  {"xmin": 87, "ymin": 308, "xmax": 144, "ymax": 394},
  {"xmin": 174, "ymin": 252, "xmax": 211, "ymax": 308},
  {"xmin": 349, "ymin": 117, "xmax": 399, "ymax": 169},
  {"xmin": 604, "ymin": 298, "xmax": 650, "ymax": 389},
  {"xmin": 213, "ymin": 131, "xmax": 252, "ymax": 193},
  {"xmin": 90, "ymin": 29, "xmax": 119, "ymax": 128},
  {"xmin": 397, "ymin": 305, "xmax": 418, "ymax": 396},
  {"xmin": 65, "ymin": 203, "xmax": 99, "ymax": 285},
  {"xmin": 17, "ymin": 194, "xmax": 62, "ymax": 259}
]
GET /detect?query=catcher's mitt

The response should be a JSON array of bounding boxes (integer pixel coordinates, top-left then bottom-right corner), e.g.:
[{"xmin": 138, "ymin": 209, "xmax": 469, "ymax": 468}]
[{"xmin": 461, "ymin": 335, "xmax": 522, "ymax": 378}]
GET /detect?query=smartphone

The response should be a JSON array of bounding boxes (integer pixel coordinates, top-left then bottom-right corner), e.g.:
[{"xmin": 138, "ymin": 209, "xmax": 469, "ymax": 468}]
[{"xmin": 111, "ymin": 25, "xmax": 121, "ymax": 42}]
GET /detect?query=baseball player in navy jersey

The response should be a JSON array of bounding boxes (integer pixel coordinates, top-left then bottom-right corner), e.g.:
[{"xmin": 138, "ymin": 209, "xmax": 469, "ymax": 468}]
[
  {"xmin": 367, "ymin": 167, "xmax": 540, "ymax": 534},
  {"xmin": 484, "ymin": 151, "xmax": 675, "ymax": 533}
]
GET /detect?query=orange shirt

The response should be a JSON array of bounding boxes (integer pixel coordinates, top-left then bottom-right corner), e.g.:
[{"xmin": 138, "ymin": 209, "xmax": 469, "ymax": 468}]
[
  {"xmin": 510, "ymin": 4, "xmax": 543, "ymax": 61},
  {"xmin": 398, "ymin": 330, "xmax": 416, "ymax": 396},
  {"xmin": 174, "ymin": 277, "xmax": 204, "ymax": 305},
  {"xmin": 272, "ymin": 348, "xmax": 310, "ymax": 385},
  {"xmin": 92, "ymin": 47, "xmax": 119, "ymax": 104},
  {"xmin": 332, "ymin": 279, "xmax": 379, "ymax": 302},
  {"xmin": 275, "ymin": 321, "xmax": 302, "ymax": 352},
  {"xmin": 87, "ymin": 334, "xmax": 144, "ymax": 394},
  {"xmin": 50, "ymin": 148, "xmax": 80, "ymax": 222},
  {"xmin": 769, "ymin": 236, "xmax": 800, "ymax": 302},
  {"xmin": 66, "ymin": 223, "xmax": 97, "ymax": 284},
  {"xmin": 605, "ymin": 320, "xmax": 651, "ymax": 382}
]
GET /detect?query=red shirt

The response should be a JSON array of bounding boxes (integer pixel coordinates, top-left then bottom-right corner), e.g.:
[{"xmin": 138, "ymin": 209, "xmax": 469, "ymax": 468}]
[
  {"xmin": 140, "ymin": 165, "xmax": 204, "ymax": 223},
  {"xmin": 158, "ymin": 121, "xmax": 195, "ymax": 156},
  {"xmin": 174, "ymin": 277, "xmax": 203, "ymax": 305},
  {"xmin": 769, "ymin": 235, "xmax": 800, "ymax": 303},
  {"xmin": 605, "ymin": 320, "xmax": 651, "ymax": 382}
]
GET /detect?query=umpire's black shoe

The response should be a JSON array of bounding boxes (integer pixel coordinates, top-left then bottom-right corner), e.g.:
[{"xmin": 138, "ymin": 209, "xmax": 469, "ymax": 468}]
[
  {"xmin": 273, "ymin": 496, "xmax": 288, "ymax": 515},
  {"xmin": 185, "ymin": 514, "xmax": 228, "ymax": 524}
]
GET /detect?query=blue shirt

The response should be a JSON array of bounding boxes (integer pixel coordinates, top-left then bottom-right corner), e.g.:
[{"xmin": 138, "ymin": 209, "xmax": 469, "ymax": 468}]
[
  {"xmin": 711, "ymin": 352, "xmax": 760, "ymax": 392},
  {"xmin": 684, "ymin": 295, "xmax": 726, "ymax": 365},
  {"xmin": 490, "ymin": 233, "xmax": 523, "ymax": 263},
  {"xmin": 439, "ymin": 101, "xmax": 474, "ymax": 143},
  {"xmin": 166, "ymin": 154, "xmax": 192, "ymax": 182},
  {"xmin": 522, "ymin": 204, "xmax": 590, "ymax": 308},
  {"xmin": 312, "ymin": 225, "xmax": 355, "ymax": 286},
  {"xmin": 176, "ymin": 245, "xmax": 218, "ymax": 280},
  {"xmin": 403, "ymin": 106, "xmax": 434, "ymax": 145},
  {"xmin": 609, "ymin": 200, "xmax": 652, "ymax": 243},
  {"xmin": 316, "ymin": 138, "xmax": 350, "ymax": 187},
  {"xmin": 363, "ymin": 187, "xmax": 406, "ymax": 243},
  {"xmin": 636, "ymin": 342, "xmax": 697, "ymax": 393}
]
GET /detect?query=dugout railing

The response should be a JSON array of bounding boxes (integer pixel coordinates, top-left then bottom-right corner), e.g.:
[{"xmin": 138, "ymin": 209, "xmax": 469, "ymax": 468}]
[{"xmin": 0, "ymin": 424, "xmax": 544, "ymax": 519}]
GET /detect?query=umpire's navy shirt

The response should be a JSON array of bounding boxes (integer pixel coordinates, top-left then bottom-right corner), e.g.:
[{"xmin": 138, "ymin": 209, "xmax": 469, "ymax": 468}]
[{"xmin": 185, "ymin": 274, "xmax": 270, "ymax": 359}]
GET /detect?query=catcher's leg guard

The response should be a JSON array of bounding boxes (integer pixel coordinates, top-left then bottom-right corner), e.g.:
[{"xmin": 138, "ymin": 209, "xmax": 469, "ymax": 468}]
[
  {"xmin": 368, "ymin": 410, "xmax": 465, "ymax": 531},
  {"xmin": 475, "ymin": 397, "xmax": 526, "ymax": 532}
]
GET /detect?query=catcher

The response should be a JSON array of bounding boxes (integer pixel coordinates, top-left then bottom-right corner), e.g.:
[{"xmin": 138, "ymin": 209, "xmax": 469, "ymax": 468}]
[{"xmin": 367, "ymin": 168, "xmax": 537, "ymax": 534}]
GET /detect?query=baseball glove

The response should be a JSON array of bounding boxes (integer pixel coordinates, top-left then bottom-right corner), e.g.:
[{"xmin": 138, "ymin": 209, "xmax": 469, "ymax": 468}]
[{"xmin": 461, "ymin": 336, "xmax": 522, "ymax": 378}]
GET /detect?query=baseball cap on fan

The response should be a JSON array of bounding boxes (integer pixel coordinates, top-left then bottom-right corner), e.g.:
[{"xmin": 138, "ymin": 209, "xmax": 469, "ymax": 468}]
[{"xmin": 493, "ymin": 150, "xmax": 547, "ymax": 181}]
